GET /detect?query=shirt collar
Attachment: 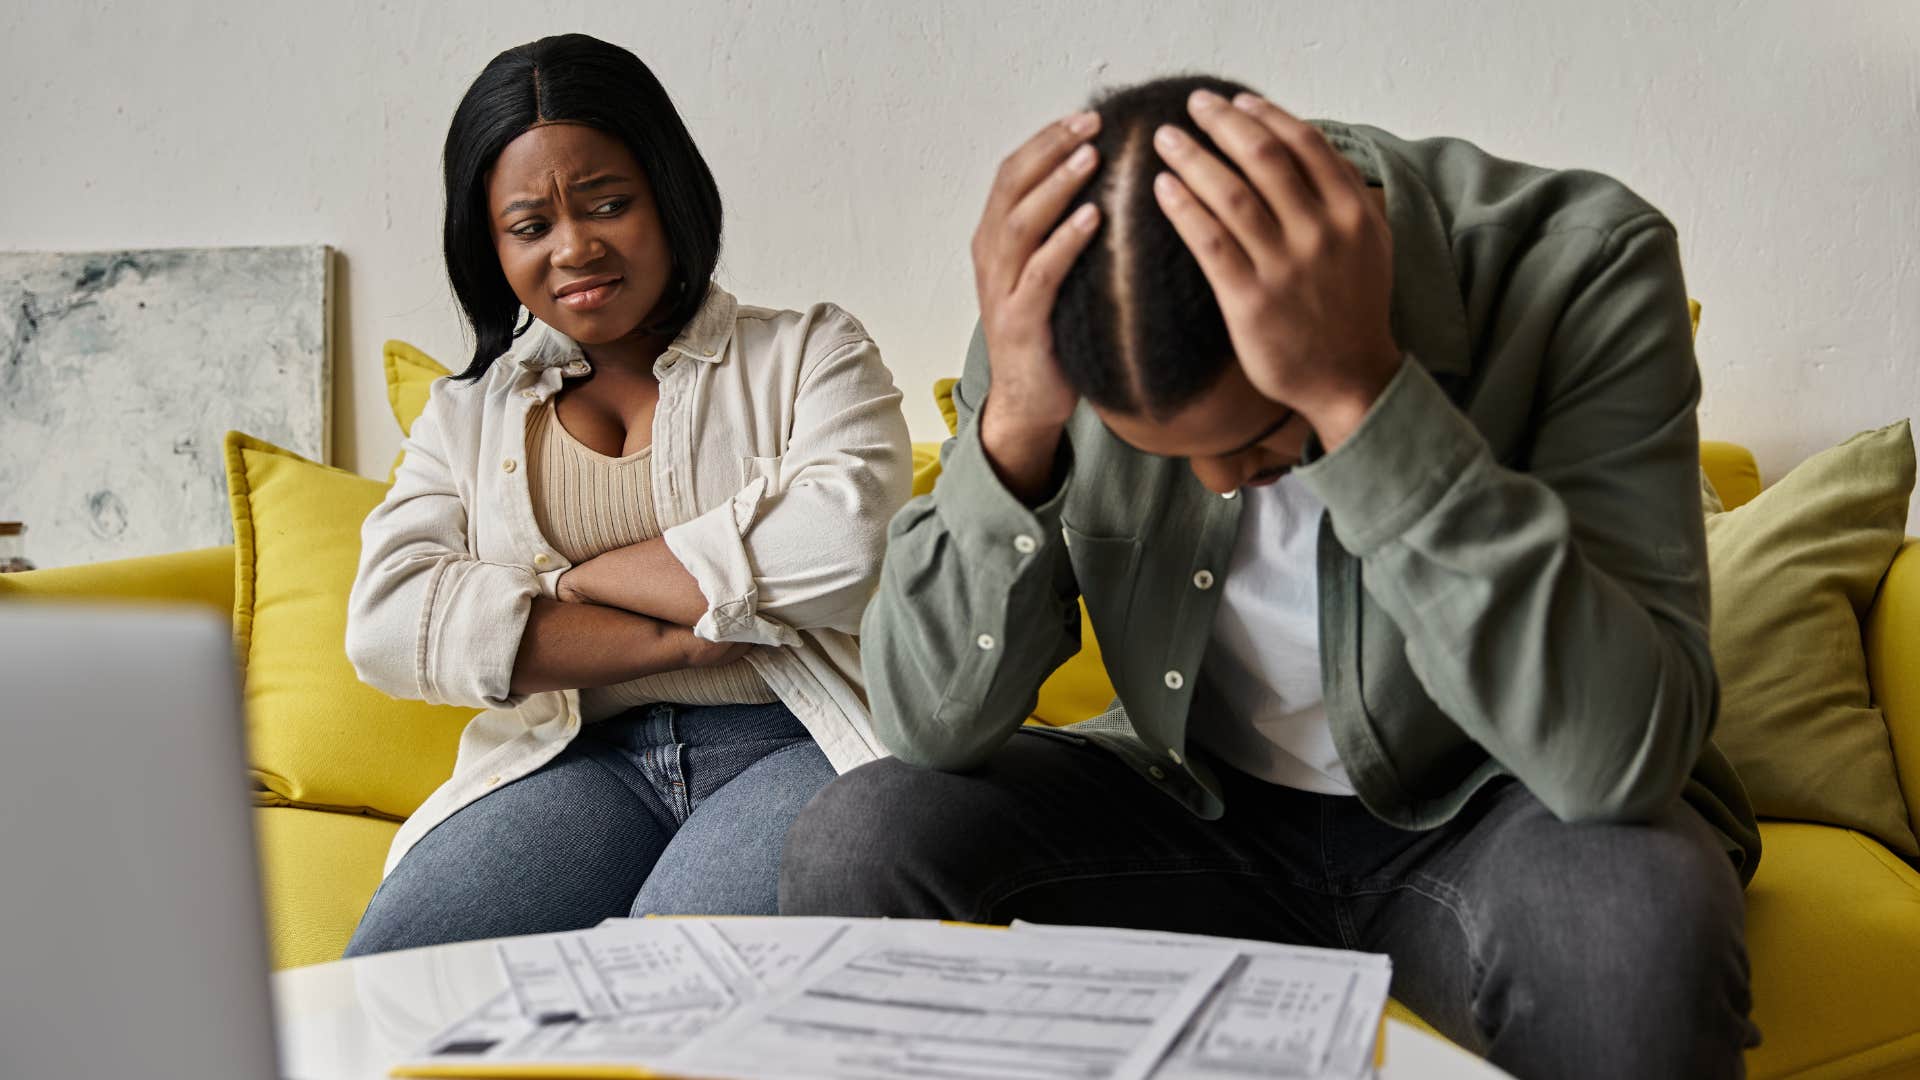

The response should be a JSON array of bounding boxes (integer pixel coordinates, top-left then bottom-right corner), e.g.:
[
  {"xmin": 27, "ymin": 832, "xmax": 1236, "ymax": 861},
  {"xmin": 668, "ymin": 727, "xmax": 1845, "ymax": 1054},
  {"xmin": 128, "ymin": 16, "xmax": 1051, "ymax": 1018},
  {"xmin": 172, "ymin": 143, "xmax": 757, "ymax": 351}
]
[
  {"xmin": 664, "ymin": 282, "xmax": 738, "ymax": 363},
  {"xmin": 1313, "ymin": 121, "xmax": 1471, "ymax": 378},
  {"xmin": 512, "ymin": 282, "xmax": 739, "ymax": 375}
]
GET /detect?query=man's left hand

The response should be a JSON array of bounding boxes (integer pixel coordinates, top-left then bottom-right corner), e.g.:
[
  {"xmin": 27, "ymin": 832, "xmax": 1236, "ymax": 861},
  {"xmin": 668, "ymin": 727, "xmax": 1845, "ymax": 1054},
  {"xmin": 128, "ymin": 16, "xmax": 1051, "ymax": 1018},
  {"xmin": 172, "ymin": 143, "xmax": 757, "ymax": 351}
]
[{"xmin": 1153, "ymin": 89, "xmax": 1403, "ymax": 450}]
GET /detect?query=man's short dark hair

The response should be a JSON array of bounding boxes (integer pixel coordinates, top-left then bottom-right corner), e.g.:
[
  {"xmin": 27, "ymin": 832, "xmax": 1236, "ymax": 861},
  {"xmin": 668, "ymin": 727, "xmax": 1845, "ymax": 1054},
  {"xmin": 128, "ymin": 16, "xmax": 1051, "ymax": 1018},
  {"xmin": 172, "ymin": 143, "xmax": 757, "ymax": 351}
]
[
  {"xmin": 441, "ymin": 33, "xmax": 724, "ymax": 380},
  {"xmin": 1051, "ymin": 74, "xmax": 1257, "ymax": 418}
]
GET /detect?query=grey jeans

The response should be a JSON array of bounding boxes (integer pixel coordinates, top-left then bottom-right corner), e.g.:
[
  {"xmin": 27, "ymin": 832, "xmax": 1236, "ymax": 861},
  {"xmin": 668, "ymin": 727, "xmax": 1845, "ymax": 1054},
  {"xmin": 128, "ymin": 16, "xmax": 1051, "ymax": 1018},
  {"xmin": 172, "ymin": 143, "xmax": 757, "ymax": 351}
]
[
  {"xmin": 780, "ymin": 729, "xmax": 1757, "ymax": 1080},
  {"xmin": 346, "ymin": 700, "xmax": 833, "ymax": 957}
]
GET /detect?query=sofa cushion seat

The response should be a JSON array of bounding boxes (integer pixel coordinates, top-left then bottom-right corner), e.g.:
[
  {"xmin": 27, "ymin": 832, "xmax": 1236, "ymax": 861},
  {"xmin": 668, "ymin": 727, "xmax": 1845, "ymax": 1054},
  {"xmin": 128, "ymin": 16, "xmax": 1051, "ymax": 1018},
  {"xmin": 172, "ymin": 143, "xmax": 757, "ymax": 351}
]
[
  {"xmin": 255, "ymin": 807, "xmax": 397, "ymax": 970},
  {"xmin": 1741, "ymin": 822, "xmax": 1920, "ymax": 1079}
]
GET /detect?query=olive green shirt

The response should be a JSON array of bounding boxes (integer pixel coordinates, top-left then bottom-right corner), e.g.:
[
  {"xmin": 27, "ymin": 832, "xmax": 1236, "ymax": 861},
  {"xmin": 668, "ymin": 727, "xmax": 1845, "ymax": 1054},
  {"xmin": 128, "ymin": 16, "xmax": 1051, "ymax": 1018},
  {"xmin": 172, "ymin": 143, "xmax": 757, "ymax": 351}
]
[{"xmin": 861, "ymin": 121, "xmax": 1761, "ymax": 884}]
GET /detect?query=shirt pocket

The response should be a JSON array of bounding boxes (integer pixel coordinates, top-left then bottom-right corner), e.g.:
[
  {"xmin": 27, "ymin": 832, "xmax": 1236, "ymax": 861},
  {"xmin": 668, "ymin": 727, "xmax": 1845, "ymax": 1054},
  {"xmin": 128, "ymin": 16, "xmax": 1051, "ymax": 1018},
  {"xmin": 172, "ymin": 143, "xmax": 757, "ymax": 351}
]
[{"xmin": 1061, "ymin": 524, "xmax": 1141, "ymax": 639}]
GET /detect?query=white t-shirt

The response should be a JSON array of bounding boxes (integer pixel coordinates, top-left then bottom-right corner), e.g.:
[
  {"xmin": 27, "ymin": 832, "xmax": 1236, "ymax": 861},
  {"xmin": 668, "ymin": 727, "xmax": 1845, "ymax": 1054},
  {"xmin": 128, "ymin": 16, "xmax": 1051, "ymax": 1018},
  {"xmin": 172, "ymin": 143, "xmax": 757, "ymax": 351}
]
[{"xmin": 1195, "ymin": 472, "xmax": 1355, "ymax": 795}]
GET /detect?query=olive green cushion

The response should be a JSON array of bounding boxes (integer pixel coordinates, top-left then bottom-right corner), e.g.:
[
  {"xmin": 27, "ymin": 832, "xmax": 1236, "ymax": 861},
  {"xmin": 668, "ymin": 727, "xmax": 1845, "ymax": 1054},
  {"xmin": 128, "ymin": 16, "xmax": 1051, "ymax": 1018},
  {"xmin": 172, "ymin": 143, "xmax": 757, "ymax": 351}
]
[{"xmin": 1707, "ymin": 420, "xmax": 1918, "ymax": 856}]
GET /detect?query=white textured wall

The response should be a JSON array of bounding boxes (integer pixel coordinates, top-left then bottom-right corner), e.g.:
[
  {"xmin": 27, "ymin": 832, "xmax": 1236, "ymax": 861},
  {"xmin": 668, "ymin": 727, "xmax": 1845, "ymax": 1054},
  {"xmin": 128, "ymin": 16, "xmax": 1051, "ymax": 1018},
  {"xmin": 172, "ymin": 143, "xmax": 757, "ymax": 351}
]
[{"xmin": 5, "ymin": 1, "xmax": 1917, "ymax": 529}]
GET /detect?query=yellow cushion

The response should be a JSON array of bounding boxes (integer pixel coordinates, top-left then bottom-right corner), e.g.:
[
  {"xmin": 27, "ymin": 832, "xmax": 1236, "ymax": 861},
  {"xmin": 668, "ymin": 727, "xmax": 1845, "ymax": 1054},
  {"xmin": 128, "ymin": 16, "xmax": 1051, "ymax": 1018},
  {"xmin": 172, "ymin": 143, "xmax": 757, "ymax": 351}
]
[
  {"xmin": 933, "ymin": 377, "xmax": 959, "ymax": 436},
  {"xmin": 254, "ymin": 805, "xmax": 396, "ymax": 969},
  {"xmin": 911, "ymin": 443, "xmax": 943, "ymax": 499},
  {"xmin": 0, "ymin": 545, "xmax": 235, "ymax": 613},
  {"xmin": 384, "ymin": 340, "xmax": 451, "ymax": 477},
  {"xmin": 1867, "ymin": 539, "xmax": 1920, "ymax": 836},
  {"xmin": 386, "ymin": 339, "xmax": 449, "ymax": 436},
  {"xmin": 1706, "ymin": 421, "xmax": 1918, "ymax": 857},
  {"xmin": 1742, "ymin": 822, "xmax": 1920, "ymax": 1079},
  {"xmin": 226, "ymin": 431, "xmax": 473, "ymax": 821},
  {"xmin": 1701, "ymin": 441, "xmax": 1764, "ymax": 510}
]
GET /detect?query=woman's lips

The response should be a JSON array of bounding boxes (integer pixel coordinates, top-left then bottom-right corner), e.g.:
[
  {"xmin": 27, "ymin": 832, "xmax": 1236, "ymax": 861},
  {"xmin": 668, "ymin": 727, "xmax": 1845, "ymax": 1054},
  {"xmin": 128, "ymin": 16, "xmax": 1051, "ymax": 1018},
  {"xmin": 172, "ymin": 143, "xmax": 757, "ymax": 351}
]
[{"xmin": 555, "ymin": 277, "xmax": 622, "ymax": 312}]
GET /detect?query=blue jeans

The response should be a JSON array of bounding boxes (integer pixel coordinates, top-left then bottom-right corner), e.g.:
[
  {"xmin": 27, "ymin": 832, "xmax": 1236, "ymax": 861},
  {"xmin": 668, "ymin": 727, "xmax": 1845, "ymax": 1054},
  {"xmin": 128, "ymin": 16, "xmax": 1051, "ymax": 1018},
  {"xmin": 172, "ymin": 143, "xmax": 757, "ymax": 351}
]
[{"xmin": 345, "ymin": 700, "xmax": 832, "ymax": 956}]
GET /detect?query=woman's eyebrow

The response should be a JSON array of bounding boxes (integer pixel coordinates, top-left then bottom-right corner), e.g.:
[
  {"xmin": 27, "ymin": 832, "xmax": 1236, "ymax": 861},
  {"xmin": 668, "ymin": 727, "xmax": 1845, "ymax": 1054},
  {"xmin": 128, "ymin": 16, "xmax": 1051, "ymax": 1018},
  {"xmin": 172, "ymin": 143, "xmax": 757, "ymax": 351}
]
[
  {"xmin": 496, "ymin": 176, "xmax": 634, "ymax": 217},
  {"xmin": 569, "ymin": 173, "xmax": 631, "ymax": 191}
]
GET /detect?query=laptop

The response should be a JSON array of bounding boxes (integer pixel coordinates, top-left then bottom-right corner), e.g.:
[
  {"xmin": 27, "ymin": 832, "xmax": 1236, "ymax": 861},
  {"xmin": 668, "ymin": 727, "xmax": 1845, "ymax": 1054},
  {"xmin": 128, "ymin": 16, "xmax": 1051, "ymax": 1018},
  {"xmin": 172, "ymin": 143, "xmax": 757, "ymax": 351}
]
[{"xmin": 0, "ymin": 604, "xmax": 280, "ymax": 1079}]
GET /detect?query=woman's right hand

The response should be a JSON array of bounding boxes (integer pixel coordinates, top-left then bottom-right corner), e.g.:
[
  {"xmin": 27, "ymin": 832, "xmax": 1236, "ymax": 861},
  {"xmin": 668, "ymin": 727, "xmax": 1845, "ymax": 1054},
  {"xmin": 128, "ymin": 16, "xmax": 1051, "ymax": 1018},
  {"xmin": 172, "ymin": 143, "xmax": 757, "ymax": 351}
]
[{"xmin": 970, "ymin": 111, "xmax": 1105, "ymax": 501}]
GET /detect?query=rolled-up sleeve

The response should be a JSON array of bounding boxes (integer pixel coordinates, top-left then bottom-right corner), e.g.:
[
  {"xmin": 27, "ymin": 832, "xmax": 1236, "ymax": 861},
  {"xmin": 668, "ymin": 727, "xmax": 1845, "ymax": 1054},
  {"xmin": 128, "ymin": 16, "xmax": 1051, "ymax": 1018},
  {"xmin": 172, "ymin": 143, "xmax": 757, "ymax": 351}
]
[
  {"xmin": 663, "ymin": 331, "xmax": 912, "ymax": 644},
  {"xmin": 345, "ymin": 383, "xmax": 538, "ymax": 710}
]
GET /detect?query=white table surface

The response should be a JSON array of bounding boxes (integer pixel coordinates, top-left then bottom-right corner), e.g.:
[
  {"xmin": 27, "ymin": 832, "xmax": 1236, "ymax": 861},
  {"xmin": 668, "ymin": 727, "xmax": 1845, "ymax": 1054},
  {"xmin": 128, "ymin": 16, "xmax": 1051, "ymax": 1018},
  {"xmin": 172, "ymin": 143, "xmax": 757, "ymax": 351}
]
[{"xmin": 273, "ymin": 935, "xmax": 1511, "ymax": 1080}]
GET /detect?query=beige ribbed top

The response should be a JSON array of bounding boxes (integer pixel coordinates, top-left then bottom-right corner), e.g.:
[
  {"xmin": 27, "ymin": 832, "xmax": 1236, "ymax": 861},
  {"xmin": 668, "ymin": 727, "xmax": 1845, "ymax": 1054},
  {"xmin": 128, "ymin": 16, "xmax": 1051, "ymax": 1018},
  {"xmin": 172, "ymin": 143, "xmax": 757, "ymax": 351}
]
[{"xmin": 526, "ymin": 401, "xmax": 776, "ymax": 715}]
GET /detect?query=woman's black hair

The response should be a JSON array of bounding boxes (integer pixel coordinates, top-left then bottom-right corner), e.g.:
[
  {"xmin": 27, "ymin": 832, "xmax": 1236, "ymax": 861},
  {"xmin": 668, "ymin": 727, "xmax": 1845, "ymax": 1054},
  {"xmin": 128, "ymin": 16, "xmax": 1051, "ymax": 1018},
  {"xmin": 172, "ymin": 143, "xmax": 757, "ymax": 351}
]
[
  {"xmin": 442, "ymin": 34, "xmax": 723, "ymax": 380},
  {"xmin": 1050, "ymin": 74, "xmax": 1256, "ymax": 418}
]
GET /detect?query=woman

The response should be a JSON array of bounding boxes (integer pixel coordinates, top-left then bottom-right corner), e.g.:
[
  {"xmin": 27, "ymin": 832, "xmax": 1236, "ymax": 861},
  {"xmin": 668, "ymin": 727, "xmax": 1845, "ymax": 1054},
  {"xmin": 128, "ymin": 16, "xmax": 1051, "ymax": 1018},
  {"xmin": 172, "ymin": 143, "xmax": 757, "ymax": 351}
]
[{"xmin": 342, "ymin": 33, "xmax": 910, "ymax": 954}]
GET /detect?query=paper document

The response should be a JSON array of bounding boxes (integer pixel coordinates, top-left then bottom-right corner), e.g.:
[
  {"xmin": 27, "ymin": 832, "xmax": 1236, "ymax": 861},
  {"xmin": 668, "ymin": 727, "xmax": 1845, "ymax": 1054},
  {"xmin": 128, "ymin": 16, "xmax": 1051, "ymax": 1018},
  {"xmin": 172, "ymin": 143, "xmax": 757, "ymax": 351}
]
[
  {"xmin": 683, "ymin": 922, "xmax": 1237, "ymax": 1080},
  {"xmin": 411, "ymin": 921, "xmax": 745, "ymax": 1070},
  {"xmin": 599, "ymin": 915, "xmax": 862, "ymax": 993},
  {"xmin": 393, "ymin": 917, "xmax": 1391, "ymax": 1080},
  {"xmin": 1011, "ymin": 922, "xmax": 1392, "ymax": 1079}
]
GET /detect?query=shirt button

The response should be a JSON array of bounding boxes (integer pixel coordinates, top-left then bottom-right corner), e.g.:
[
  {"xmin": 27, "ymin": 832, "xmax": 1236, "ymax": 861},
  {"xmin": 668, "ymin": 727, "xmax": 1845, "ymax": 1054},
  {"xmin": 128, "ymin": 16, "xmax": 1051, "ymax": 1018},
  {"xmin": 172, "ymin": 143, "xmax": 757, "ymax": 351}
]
[
  {"xmin": 1192, "ymin": 570, "xmax": 1215, "ymax": 590},
  {"xmin": 484, "ymin": 775, "xmax": 501, "ymax": 787},
  {"xmin": 976, "ymin": 633, "xmax": 996, "ymax": 651},
  {"xmin": 1013, "ymin": 534, "xmax": 1038, "ymax": 555},
  {"xmin": 1148, "ymin": 765, "xmax": 1167, "ymax": 781},
  {"xmin": 521, "ymin": 389, "xmax": 539, "ymax": 400},
  {"xmin": 533, "ymin": 553, "xmax": 551, "ymax": 568},
  {"xmin": 1168, "ymin": 748, "xmax": 1183, "ymax": 765},
  {"xmin": 1164, "ymin": 670, "xmax": 1184, "ymax": 690},
  {"xmin": 1222, "ymin": 490, "xmax": 1238, "ymax": 500},
  {"xmin": 502, "ymin": 458, "xmax": 518, "ymax": 474}
]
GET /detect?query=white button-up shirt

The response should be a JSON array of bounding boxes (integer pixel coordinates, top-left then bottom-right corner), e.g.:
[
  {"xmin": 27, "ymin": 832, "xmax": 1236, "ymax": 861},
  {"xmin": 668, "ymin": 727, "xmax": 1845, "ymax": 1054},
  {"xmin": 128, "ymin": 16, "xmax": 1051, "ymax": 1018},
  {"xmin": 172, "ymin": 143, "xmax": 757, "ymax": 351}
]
[{"xmin": 346, "ymin": 286, "xmax": 912, "ymax": 874}]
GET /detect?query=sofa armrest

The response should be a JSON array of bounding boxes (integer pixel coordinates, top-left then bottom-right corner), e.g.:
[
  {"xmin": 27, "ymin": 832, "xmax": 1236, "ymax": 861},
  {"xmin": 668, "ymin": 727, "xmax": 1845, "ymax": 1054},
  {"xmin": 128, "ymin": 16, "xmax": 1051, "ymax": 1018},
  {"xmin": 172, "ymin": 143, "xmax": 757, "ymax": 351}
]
[
  {"xmin": 1867, "ymin": 537, "xmax": 1920, "ymax": 834},
  {"xmin": 0, "ymin": 546, "xmax": 235, "ymax": 614}
]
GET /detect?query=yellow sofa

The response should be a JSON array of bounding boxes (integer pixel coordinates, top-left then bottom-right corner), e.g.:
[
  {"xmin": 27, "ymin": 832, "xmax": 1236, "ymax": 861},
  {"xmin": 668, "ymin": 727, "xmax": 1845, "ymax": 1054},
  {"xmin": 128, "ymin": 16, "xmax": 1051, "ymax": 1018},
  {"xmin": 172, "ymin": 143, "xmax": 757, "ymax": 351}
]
[{"xmin": 4, "ymin": 441, "xmax": 1917, "ymax": 1079}]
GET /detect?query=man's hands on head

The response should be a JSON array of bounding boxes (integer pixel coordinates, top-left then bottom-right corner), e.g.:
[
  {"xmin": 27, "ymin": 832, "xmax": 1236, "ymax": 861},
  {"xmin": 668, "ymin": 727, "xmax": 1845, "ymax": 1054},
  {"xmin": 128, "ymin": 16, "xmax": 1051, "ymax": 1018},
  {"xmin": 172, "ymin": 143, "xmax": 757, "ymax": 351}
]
[
  {"xmin": 1153, "ymin": 90, "xmax": 1402, "ymax": 452},
  {"xmin": 971, "ymin": 111, "xmax": 1104, "ymax": 504}
]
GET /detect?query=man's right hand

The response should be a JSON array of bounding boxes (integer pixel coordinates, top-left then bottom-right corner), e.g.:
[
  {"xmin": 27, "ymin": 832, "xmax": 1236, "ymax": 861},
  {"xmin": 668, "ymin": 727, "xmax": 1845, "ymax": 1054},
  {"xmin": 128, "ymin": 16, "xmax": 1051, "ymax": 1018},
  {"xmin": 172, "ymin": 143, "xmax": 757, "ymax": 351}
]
[{"xmin": 970, "ymin": 111, "xmax": 1105, "ymax": 504}]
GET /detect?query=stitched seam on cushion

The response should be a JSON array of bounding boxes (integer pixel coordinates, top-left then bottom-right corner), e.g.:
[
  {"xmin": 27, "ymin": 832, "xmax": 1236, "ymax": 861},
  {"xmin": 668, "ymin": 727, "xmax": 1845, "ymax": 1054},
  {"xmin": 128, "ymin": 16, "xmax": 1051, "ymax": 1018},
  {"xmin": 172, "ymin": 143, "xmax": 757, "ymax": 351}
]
[
  {"xmin": 384, "ymin": 346, "xmax": 403, "ymax": 430},
  {"xmin": 228, "ymin": 442, "xmax": 260, "ymax": 667},
  {"xmin": 249, "ymin": 767, "xmax": 293, "ymax": 802},
  {"xmin": 1847, "ymin": 829, "xmax": 1920, "ymax": 898},
  {"xmin": 1786, "ymin": 1028, "xmax": 1920, "ymax": 1077},
  {"xmin": 250, "ymin": 794, "xmax": 407, "ymax": 823}
]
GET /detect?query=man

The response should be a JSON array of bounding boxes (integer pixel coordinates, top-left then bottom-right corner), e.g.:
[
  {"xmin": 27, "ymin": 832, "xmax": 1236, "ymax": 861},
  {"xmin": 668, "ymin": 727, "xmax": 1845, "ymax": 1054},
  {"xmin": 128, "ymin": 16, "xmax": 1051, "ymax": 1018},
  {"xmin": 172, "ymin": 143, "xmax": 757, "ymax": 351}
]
[{"xmin": 782, "ymin": 75, "xmax": 1760, "ymax": 1079}]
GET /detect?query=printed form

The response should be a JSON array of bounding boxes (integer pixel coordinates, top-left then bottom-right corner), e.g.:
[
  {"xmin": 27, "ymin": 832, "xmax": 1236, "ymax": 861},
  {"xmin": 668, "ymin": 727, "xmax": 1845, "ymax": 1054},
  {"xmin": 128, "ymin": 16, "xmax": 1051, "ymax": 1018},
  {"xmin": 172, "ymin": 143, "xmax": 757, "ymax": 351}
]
[
  {"xmin": 393, "ymin": 918, "xmax": 1391, "ymax": 1080},
  {"xmin": 1012, "ymin": 922, "xmax": 1393, "ymax": 1079},
  {"xmin": 680, "ymin": 923, "xmax": 1236, "ymax": 1080},
  {"xmin": 410, "ymin": 919, "xmax": 748, "ymax": 1068}
]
